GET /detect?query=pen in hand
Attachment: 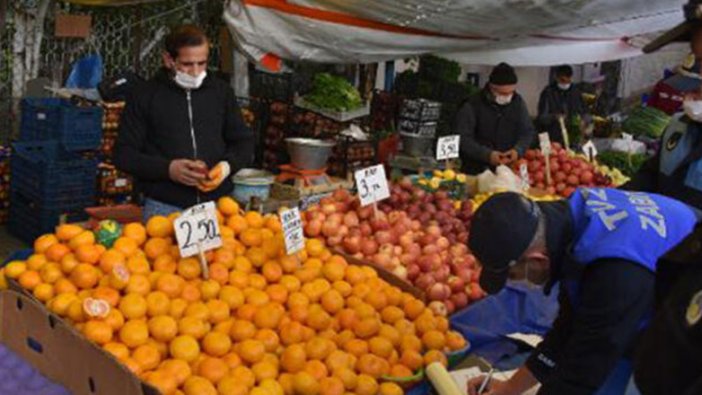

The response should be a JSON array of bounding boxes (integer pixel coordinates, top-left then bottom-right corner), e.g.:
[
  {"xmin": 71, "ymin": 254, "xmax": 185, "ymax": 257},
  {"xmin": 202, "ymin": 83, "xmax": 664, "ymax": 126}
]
[{"xmin": 477, "ymin": 368, "xmax": 495, "ymax": 395}]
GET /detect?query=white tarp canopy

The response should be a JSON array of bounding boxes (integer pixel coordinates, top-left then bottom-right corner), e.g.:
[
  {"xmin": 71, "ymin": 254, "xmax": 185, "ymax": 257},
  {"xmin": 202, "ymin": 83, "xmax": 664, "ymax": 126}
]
[{"xmin": 224, "ymin": 0, "xmax": 686, "ymax": 67}]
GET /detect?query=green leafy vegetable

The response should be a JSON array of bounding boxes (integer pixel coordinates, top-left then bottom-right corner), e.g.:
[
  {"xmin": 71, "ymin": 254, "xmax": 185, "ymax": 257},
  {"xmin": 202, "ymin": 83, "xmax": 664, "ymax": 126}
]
[
  {"xmin": 597, "ymin": 151, "xmax": 648, "ymax": 177},
  {"xmin": 304, "ymin": 73, "xmax": 363, "ymax": 112}
]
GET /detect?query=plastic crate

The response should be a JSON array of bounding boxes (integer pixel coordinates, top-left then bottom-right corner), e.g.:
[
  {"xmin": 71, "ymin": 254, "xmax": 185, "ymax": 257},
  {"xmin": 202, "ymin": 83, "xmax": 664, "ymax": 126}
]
[
  {"xmin": 398, "ymin": 118, "xmax": 437, "ymax": 137},
  {"xmin": 400, "ymin": 98, "xmax": 442, "ymax": 122},
  {"xmin": 8, "ymin": 192, "xmax": 87, "ymax": 244},
  {"xmin": 250, "ymin": 68, "xmax": 295, "ymax": 102},
  {"xmin": 11, "ymin": 141, "xmax": 97, "ymax": 208},
  {"xmin": 20, "ymin": 98, "xmax": 103, "ymax": 151}
]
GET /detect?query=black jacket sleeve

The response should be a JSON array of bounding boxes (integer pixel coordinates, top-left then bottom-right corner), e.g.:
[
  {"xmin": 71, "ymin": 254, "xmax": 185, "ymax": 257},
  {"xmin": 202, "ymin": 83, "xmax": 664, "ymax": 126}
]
[
  {"xmin": 113, "ymin": 91, "xmax": 171, "ymax": 181},
  {"xmin": 526, "ymin": 259, "xmax": 655, "ymax": 395},
  {"xmin": 537, "ymin": 88, "xmax": 556, "ymax": 127},
  {"xmin": 456, "ymin": 102, "xmax": 493, "ymax": 164},
  {"xmin": 516, "ymin": 99, "xmax": 536, "ymax": 155},
  {"xmin": 221, "ymin": 88, "xmax": 254, "ymax": 173}
]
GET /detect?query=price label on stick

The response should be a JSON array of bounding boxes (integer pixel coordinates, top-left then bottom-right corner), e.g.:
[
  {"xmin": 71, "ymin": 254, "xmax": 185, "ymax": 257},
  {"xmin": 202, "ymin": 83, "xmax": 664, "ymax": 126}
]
[
  {"xmin": 354, "ymin": 164, "xmax": 390, "ymax": 207},
  {"xmin": 174, "ymin": 202, "xmax": 222, "ymax": 258},
  {"xmin": 280, "ymin": 207, "xmax": 305, "ymax": 255},
  {"xmin": 437, "ymin": 135, "xmax": 460, "ymax": 161},
  {"xmin": 538, "ymin": 132, "xmax": 551, "ymax": 156},
  {"xmin": 582, "ymin": 140, "xmax": 598, "ymax": 162},
  {"xmin": 519, "ymin": 163, "xmax": 530, "ymax": 191}
]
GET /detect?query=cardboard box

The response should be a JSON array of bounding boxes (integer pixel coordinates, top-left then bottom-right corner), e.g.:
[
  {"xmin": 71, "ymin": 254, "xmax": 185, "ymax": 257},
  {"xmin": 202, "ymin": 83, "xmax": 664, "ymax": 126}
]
[
  {"xmin": 55, "ymin": 14, "xmax": 92, "ymax": 38},
  {"xmin": 0, "ymin": 286, "xmax": 158, "ymax": 395}
]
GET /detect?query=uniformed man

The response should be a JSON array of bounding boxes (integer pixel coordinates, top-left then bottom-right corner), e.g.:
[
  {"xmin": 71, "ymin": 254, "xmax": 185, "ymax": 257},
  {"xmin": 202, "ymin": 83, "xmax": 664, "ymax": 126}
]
[{"xmin": 465, "ymin": 189, "xmax": 696, "ymax": 395}]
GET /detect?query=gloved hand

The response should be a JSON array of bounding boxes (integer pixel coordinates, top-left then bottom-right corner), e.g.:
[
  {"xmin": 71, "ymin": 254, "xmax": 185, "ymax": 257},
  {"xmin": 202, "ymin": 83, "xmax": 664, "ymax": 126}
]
[{"xmin": 198, "ymin": 161, "xmax": 231, "ymax": 192}]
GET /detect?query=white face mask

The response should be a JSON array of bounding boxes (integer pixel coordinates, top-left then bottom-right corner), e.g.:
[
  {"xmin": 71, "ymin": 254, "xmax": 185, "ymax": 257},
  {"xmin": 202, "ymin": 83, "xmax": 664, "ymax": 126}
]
[
  {"xmin": 684, "ymin": 100, "xmax": 702, "ymax": 122},
  {"xmin": 558, "ymin": 83, "xmax": 571, "ymax": 91},
  {"xmin": 494, "ymin": 94, "xmax": 513, "ymax": 106},
  {"xmin": 174, "ymin": 70, "xmax": 207, "ymax": 90}
]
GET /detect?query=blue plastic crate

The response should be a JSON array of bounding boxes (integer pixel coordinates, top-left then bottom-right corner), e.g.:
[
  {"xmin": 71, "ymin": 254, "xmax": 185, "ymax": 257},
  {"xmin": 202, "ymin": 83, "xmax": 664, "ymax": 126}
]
[
  {"xmin": 20, "ymin": 98, "xmax": 103, "ymax": 151},
  {"xmin": 11, "ymin": 141, "xmax": 97, "ymax": 208},
  {"xmin": 8, "ymin": 192, "xmax": 87, "ymax": 244}
]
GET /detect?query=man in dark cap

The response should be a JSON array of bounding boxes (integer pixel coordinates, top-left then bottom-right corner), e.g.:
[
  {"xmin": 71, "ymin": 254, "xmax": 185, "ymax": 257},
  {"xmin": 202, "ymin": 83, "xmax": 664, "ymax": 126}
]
[
  {"xmin": 537, "ymin": 65, "xmax": 590, "ymax": 146},
  {"xmin": 622, "ymin": 2, "xmax": 702, "ymax": 394},
  {"xmin": 465, "ymin": 188, "xmax": 695, "ymax": 395},
  {"xmin": 455, "ymin": 62, "xmax": 535, "ymax": 174}
]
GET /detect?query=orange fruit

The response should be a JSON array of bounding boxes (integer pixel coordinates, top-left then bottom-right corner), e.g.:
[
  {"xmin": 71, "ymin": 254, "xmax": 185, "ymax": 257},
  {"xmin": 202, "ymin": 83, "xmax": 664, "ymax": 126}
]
[
  {"xmin": 160, "ymin": 359, "xmax": 192, "ymax": 386},
  {"xmin": 227, "ymin": 215, "xmax": 248, "ymax": 235},
  {"xmin": 34, "ymin": 234, "xmax": 58, "ymax": 253},
  {"xmin": 206, "ymin": 263, "xmax": 227, "ymax": 285},
  {"xmin": 357, "ymin": 354, "xmax": 390, "ymax": 378},
  {"xmin": 155, "ymin": 274, "xmax": 185, "ymax": 299},
  {"xmin": 4, "ymin": 261, "xmax": 27, "ymax": 279},
  {"xmin": 325, "ymin": 350, "xmax": 354, "ymax": 372},
  {"xmin": 206, "ymin": 299, "xmax": 230, "ymax": 324},
  {"xmin": 143, "ymin": 370, "xmax": 178, "ymax": 395},
  {"xmin": 244, "ymin": 211, "xmax": 264, "ymax": 228},
  {"xmin": 56, "ymin": 224, "xmax": 83, "ymax": 241},
  {"xmin": 126, "ymin": 274, "xmax": 152, "ymax": 295},
  {"xmin": 18, "ymin": 270, "xmax": 41, "ymax": 290},
  {"xmin": 305, "ymin": 239, "xmax": 325, "ymax": 257},
  {"xmin": 99, "ymin": 249, "xmax": 126, "ymax": 274},
  {"xmin": 168, "ymin": 298, "xmax": 187, "ymax": 319},
  {"xmin": 293, "ymin": 371, "xmax": 320, "ymax": 395},
  {"xmin": 321, "ymin": 289, "xmax": 344, "ymax": 315},
  {"xmin": 119, "ymin": 293, "xmax": 147, "ymax": 320},
  {"xmin": 104, "ymin": 309, "xmax": 125, "ymax": 331},
  {"xmin": 123, "ymin": 223, "xmax": 147, "ymax": 246},
  {"xmin": 422, "ymin": 330, "xmax": 446, "ymax": 350},
  {"xmin": 183, "ymin": 375, "xmax": 217, "ymax": 395},
  {"xmin": 319, "ymin": 376, "xmax": 345, "ymax": 395},
  {"xmin": 120, "ymin": 319, "xmax": 149, "ymax": 348},
  {"xmin": 113, "ymin": 237, "xmax": 139, "ymax": 258},
  {"xmin": 343, "ymin": 338, "xmax": 368, "ymax": 357},
  {"xmin": 280, "ymin": 321, "xmax": 305, "ymax": 346},
  {"xmin": 254, "ymin": 303, "xmax": 283, "ymax": 329},
  {"xmin": 217, "ymin": 196, "xmax": 240, "ymax": 216},
  {"xmin": 144, "ymin": 237, "xmax": 170, "ymax": 260},
  {"xmin": 149, "ymin": 316, "xmax": 178, "ymax": 342},
  {"xmin": 104, "ymin": 342, "xmax": 130, "ymax": 361},
  {"xmin": 146, "ymin": 215, "xmax": 173, "ymax": 238},
  {"xmin": 202, "ymin": 331, "xmax": 232, "ymax": 357},
  {"xmin": 240, "ymin": 228, "xmax": 263, "ymax": 247},
  {"xmin": 83, "ymin": 320, "xmax": 113, "ymax": 345},
  {"xmin": 447, "ymin": 330, "xmax": 467, "ymax": 351},
  {"xmin": 122, "ymin": 357, "xmax": 142, "ymax": 375},
  {"xmin": 306, "ymin": 337, "xmax": 335, "ymax": 361},
  {"xmin": 170, "ymin": 335, "xmax": 200, "ymax": 362},
  {"xmin": 423, "ymin": 349, "xmax": 448, "ymax": 367},
  {"xmin": 246, "ymin": 248, "xmax": 267, "ymax": 268},
  {"xmin": 54, "ymin": 278, "xmax": 78, "ymax": 294},
  {"xmin": 369, "ymin": 336, "xmax": 393, "ymax": 359},
  {"xmin": 238, "ymin": 339, "xmax": 266, "ymax": 364},
  {"xmin": 379, "ymin": 325, "xmax": 401, "ymax": 347},
  {"xmin": 403, "ymin": 299, "xmax": 425, "ymax": 320},
  {"xmin": 307, "ymin": 308, "xmax": 332, "ymax": 331},
  {"xmin": 27, "ymin": 254, "xmax": 48, "ymax": 271},
  {"xmin": 46, "ymin": 243, "xmax": 71, "ymax": 262},
  {"xmin": 132, "ymin": 343, "xmax": 162, "ymax": 370},
  {"xmin": 230, "ymin": 366, "xmax": 256, "ymax": 389},
  {"xmin": 304, "ymin": 359, "xmax": 329, "ymax": 381},
  {"xmin": 197, "ymin": 356, "xmax": 230, "ymax": 384},
  {"xmin": 252, "ymin": 360, "xmax": 278, "ymax": 382},
  {"xmin": 126, "ymin": 255, "xmax": 150, "ymax": 275},
  {"xmin": 219, "ymin": 286, "xmax": 244, "ymax": 310},
  {"xmin": 262, "ymin": 262, "xmax": 283, "ymax": 283},
  {"xmin": 353, "ymin": 317, "xmax": 380, "ymax": 339},
  {"xmin": 153, "ymin": 254, "xmax": 177, "ymax": 274},
  {"xmin": 70, "ymin": 264, "xmax": 99, "ymax": 290},
  {"xmin": 92, "ymin": 287, "xmax": 120, "ymax": 307},
  {"xmin": 69, "ymin": 230, "xmax": 96, "ymax": 251},
  {"xmin": 332, "ymin": 368, "xmax": 358, "ymax": 391},
  {"xmin": 177, "ymin": 258, "xmax": 202, "ymax": 280},
  {"xmin": 33, "ymin": 283, "xmax": 55, "ymax": 302},
  {"xmin": 180, "ymin": 282, "xmax": 201, "ymax": 302},
  {"xmin": 389, "ymin": 364, "xmax": 414, "ymax": 378},
  {"xmin": 178, "ymin": 316, "xmax": 208, "ymax": 339},
  {"xmin": 322, "ymin": 258, "xmax": 347, "ymax": 282},
  {"xmin": 255, "ymin": 328, "xmax": 280, "ymax": 353},
  {"xmin": 379, "ymin": 382, "xmax": 404, "ymax": 395},
  {"xmin": 400, "ymin": 349, "xmax": 424, "ymax": 371},
  {"xmin": 281, "ymin": 344, "xmax": 306, "ymax": 373},
  {"xmin": 381, "ymin": 306, "xmax": 404, "ymax": 324}
]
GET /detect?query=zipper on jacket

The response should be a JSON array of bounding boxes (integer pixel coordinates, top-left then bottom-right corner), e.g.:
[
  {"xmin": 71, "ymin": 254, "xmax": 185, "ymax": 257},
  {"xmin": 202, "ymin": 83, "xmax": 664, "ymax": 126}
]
[{"xmin": 186, "ymin": 90, "xmax": 201, "ymax": 204}]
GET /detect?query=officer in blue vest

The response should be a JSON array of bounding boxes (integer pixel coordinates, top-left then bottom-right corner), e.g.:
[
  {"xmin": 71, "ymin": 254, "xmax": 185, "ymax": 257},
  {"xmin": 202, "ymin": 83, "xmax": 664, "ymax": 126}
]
[{"xmin": 465, "ymin": 188, "xmax": 696, "ymax": 395}]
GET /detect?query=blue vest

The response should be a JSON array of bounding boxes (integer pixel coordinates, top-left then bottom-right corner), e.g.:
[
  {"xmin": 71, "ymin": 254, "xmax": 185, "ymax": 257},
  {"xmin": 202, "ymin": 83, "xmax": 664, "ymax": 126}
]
[{"xmin": 568, "ymin": 188, "xmax": 696, "ymax": 272}]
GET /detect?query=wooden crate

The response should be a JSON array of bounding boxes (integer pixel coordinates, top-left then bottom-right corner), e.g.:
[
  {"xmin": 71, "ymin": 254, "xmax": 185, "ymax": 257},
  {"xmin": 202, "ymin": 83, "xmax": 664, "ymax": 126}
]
[{"xmin": 270, "ymin": 177, "xmax": 353, "ymax": 201}]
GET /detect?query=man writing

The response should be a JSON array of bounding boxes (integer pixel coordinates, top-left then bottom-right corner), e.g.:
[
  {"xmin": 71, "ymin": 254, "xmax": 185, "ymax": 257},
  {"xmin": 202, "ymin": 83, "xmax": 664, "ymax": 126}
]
[
  {"xmin": 465, "ymin": 189, "xmax": 695, "ymax": 395},
  {"xmin": 114, "ymin": 25, "xmax": 253, "ymax": 219},
  {"xmin": 537, "ymin": 65, "xmax": 589, "ymax": 146},
  {"xmin": 455, "ymin": 63, "xmax": 535, "ymax": 174}
]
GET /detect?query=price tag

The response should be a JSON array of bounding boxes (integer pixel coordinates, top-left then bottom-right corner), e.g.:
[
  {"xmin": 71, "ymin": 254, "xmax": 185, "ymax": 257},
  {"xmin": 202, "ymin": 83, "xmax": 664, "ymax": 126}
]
[
  {"xmin": 37, "ymin": 113, "xmax": 46, "ymax": 121},
  {"xmin": 582, "ymin": 140, "xmax": 598, "ymax": 161},
  {"xmin": 174, "ymin": 202, "xmax": 222, "ymax": 258},
  {"xmin": 622, "ymin": 133, "xmax": 634, "ymax": 143},
  {"xmin": 115, "ymin": 178, "xmax": 128, "ymax": 188},
  {"xmin": 538, "ymin": 132, "xmax": 551, "ymax": 156},
  {"xmin": 519, "ymin": 163, "xmax": 530, "ymax": 191},
  {"xmin": 354, "ymin": 165, "xmax": 390, "ymax": 207},
  {"xmin": 436, "ymin": 135, "xmax": 460, "ymax": 161},
  {"xmin": 280, "ymin": 207, "xmax": 305, "ymax": 255}
]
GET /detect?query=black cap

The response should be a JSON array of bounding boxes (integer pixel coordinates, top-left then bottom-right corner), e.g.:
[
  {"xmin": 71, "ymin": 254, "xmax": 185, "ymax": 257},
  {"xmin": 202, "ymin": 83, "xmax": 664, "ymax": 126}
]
[
  {"xmin": 489, "ymin": 63, "xmax": 518, "ymax": 86},
  {"xmin": 468, "ymin": 192, "xmax": 540, "ymax": 294},
  {"xmin": 644, "ymin": 1, "xmax": 702, "ymax": 53}
]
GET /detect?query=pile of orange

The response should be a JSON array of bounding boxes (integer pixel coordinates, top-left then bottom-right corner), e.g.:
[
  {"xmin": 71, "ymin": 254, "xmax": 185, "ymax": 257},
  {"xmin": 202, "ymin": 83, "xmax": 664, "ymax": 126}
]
[{"xmin": 1, "ymin": 196, "xmax": 467, "ymax": 395}]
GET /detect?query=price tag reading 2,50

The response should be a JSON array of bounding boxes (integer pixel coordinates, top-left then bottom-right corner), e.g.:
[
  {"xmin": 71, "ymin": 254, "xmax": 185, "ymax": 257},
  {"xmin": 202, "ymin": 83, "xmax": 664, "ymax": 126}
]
[
  {"xmin": 354, "ymin": 164, "xmax": 390, "ymax": 207},
  {"xmin": 174, "ymin": 201, "xmax": 222, "ymax": 258},
  {"xmin": 280, "ymin": 207, "xmax": 305, "ymax": 255},
  {"xmin": 436, "ymin": 135, "xmax": 460, "ymax": 161}
]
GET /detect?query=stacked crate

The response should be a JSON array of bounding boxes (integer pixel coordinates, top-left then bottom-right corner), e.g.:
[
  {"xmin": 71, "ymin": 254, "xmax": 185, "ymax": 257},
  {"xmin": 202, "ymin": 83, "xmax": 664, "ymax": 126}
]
[
  {"xmin": 98, "ymin": 101, "xmax": 133, "ymax": 206},
  {"xmin": 9, "ymin": 98, "xmax": 102, "ymax": 242}
]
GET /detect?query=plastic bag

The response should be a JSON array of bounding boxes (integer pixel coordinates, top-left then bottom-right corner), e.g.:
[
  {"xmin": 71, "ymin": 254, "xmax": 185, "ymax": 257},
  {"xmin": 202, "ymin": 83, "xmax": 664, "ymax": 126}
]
[
  {"xmin": 476, "ymin": 165, "xmax": 522, "ymax": 193},
  {"xmin": 65, "ymin": 54, "xmax": 103, "ymax": 89}
]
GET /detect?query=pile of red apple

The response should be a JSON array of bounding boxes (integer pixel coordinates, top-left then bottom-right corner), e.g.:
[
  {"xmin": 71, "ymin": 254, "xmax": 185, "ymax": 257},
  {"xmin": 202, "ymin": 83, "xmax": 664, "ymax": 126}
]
[
  {"xmin": 514, "ymin": 143, "xmax": 611, "ymax": 197},
  {"xmin": 378, "ymin": 178, "xmax": 473, "ymax": 245},
  {"xmin": 303, "ymin": 188, "xmax": 485, "ymax": 315}
]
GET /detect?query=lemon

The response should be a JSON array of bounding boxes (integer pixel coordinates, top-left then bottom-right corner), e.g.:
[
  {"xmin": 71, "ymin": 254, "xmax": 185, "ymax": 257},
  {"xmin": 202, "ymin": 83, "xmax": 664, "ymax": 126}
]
[{"xmin": 443, "ymin": 169, "xmax": 456, "ymax": 181}]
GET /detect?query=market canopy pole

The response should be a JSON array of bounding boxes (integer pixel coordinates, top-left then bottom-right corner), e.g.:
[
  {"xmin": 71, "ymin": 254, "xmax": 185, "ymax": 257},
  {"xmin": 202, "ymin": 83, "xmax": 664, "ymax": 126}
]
[{"xmin": 224, "ymin": 0, "xmax": 684, "ymax": 67}]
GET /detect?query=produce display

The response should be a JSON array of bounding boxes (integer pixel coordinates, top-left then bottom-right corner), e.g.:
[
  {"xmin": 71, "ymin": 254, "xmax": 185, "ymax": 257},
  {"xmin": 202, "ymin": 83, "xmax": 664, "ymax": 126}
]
[
  {"xmin": 303, "ymin": 73, "xmax": 363, "ymax": 112},
  {"xmin": 262, "ymin": 102, "xmax": 289, "ymax": 171},
  {"xmin": 513, "ymin": 143, "xmax": 612, "ymax": 197},
  {"xmin": 415, "ymin": 169, "xmax": 468, "ymax": 200},
  {"xmin": 1, "ymin": 197, "xmax": 468, "ymax": 395},
  {"xmin": 596, "ymin": 151, "xmax": 647, "ymax": 178},
  {"xmin": 304, "ymin": 187, "xmax": 484, "ymax": 315},
  {"xmin": 622, "ymin": 106, "xmax": 671, "ymax": 138}
]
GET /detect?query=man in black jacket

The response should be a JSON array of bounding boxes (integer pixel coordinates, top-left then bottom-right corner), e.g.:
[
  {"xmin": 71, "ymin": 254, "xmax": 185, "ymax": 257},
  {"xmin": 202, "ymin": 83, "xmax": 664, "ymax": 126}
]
[
  {"xmin": 114, "ymin": 25, "xmax": 253, "ymax": 219},
  {"xmin": 537, "ymin": 65, "xmax": 589, "ymax": 146},
  {"xmin": 455, "ymin": 63, "xmax": 535, "ymax": 175}
]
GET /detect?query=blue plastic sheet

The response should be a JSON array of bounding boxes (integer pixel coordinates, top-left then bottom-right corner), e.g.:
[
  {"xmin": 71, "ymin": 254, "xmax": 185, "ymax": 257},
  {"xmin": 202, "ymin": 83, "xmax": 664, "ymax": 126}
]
[{"xmin": 65, "ymin": 54, "xmax": 103, "ymax": 89}]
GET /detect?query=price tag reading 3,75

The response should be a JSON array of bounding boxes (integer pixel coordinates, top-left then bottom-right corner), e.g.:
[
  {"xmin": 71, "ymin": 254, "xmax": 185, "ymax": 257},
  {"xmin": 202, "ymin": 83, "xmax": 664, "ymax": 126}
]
[
  {"xmin": 436, "ymin": 135, "xmax": 460, "ymax": 161},
  {"xmin": 174, "ymin": 202, "xmax": 222, "ymax": 258},
  {"xmin": 280, "ymin": 207, "xmax": 305, "ymax": 255},
  {"xmin": 354, "ymin": 165, "xmax": 390, "ymax": 207}
]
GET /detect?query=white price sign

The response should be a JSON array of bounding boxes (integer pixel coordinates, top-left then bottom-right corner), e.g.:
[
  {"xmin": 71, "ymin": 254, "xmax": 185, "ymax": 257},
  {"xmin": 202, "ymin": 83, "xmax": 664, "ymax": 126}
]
[
  {"xmin": 622, "ymin": 133, "xmax": 634, "ymax": 143},
  {"xmin": 280, "ymin": 207, "xmax": 305, "ymax": 255},
  {"xmin": 354, "ymin": 165, "xmax": 390, "ymax": 207},
  {"xmin": 519, "ymin": 163, "xmax": 530, "ymax": 191},
  {"xmin": 174, "ymin": 202, "xmax": 222, "ymax": 258},
  {"xmin": 538, "ymin": 132, "xmax": 551, "ymax": 155},
  {"xmin": 582, "ymin": 140, "xmax": 598, "ymax": 161},
  {"xmin": 436, "ymin": 135, "xmax": 460, "ymax": 161}
]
